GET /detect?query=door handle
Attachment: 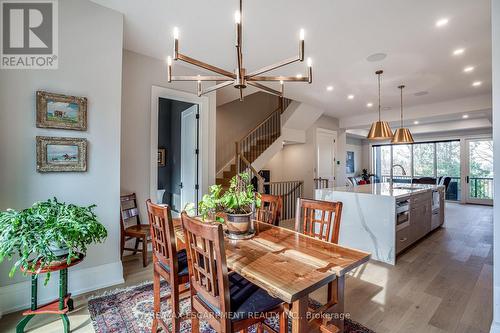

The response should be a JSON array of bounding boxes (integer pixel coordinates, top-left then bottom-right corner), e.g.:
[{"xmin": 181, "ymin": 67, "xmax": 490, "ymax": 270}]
[
  {"xmin": 466, "ymin": 176, "xmax": 469, "ymax": 183},
  {"xmin": 179, "ymin": 182, "xmax": 183, "ymax": 189}
]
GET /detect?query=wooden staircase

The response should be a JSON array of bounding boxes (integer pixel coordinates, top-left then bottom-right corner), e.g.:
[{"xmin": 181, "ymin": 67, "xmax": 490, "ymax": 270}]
[{"xmin": 216, "ymin": 98, "xmax": 291, "ymax": 190}]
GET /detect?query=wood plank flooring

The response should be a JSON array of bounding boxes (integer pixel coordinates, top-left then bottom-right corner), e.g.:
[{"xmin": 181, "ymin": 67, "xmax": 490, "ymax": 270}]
[{"xmin": 0, "ymin": 203, "xmax": 492, "ymax": 333}]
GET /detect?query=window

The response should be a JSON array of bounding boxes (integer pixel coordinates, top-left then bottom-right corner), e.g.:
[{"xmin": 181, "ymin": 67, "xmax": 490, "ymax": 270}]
[
  {"xmin": 413, "ymin": 143, "xmax": 435, "ymax": 177},
  {"xmin": 372, "ymin": 140, "xmax": 461, "ymax": 201}
]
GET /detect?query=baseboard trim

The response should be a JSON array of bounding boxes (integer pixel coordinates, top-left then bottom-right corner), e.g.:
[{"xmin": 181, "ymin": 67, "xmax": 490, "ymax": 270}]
[{"xmin": 0, "ymin": 260, "xmax": 124, "ymax": 316}]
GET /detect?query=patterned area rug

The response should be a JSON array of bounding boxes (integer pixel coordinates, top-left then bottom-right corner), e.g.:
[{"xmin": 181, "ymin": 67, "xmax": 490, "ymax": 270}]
[{"xmin": 88, "ymin": 281, "xmax": 375, "ymax": 333}]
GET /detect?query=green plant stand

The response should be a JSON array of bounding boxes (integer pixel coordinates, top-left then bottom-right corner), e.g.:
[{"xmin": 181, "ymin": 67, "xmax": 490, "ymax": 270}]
[{"xmin": 16, "ymin": 254, "xmax": 84, "ymax": 333}]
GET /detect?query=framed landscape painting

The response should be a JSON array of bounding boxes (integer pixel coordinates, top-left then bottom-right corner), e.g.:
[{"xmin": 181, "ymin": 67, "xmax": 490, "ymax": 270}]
[
  {"xmin": 36, "ymin": 91, "xmax": 87, "ymax": 130},
  {"xmin": 36, "ymin": 136, "xmax": 87, "ymax": 172}
]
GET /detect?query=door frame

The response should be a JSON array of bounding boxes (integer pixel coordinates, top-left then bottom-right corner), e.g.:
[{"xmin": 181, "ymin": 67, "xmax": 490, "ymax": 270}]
[
  {"xmin": 463, "ymin": 137, "xmax": 494, "ymax": 205},
  {"xmin": 315, "ymin": 128, "xmax": 337, "ymax": 185},
  {"xmin": 150, "ymin": 86, "xmax": 215, "ymax": 206}
]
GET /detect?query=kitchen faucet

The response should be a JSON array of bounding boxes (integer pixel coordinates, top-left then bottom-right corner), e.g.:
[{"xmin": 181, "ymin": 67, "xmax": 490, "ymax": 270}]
[{"xmin": 391, "ymin": 164, "xmax": 407, "ymax": 186}]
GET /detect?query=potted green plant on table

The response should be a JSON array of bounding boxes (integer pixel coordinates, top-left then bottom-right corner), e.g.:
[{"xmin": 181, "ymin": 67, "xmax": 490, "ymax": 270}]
[
  {"xmin": 199, "ymin": 173, "xmax": 261, "ymax": 238},
  {"xmin": 359, "ymin": 169, "xmax": 374, "ymax": 185},
  {"xmin": 0, "ymin": 198, "xmax": 107, "ymax": 283}
]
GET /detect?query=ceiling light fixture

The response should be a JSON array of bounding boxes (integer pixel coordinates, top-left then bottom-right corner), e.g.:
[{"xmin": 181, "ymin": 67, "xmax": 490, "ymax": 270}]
[
  {"xmin": 326, "ymin": 86, "xmax": 334, "ymax": 91},
  {"xmin": 462, "ymin": 114, "xmax": 469, "ymax": 119},
  {"xmin": 435, "ymin": 18, "xmax": 449, "ymax": 27},
  {"xmin": 392, "ymin": 85, "xmax": 414, "ymax": 144},
  {"xmin": 453, "ymin": 48, "xmax": 465, "ymax": 56},
  {"xmin": 348, "ymin": 94, "xmax": 355, "ymax": 100},
  {"xmin": 414, "ymin": 120, "xmax": 419, "ymax": 125},
  {"xmin": 366, "ymin": 102, "xmax": 373, "ymax": 108},
  {"xmin": 472, "ymin": 81, "xmax": 482, "ymax": 87},
  {"xmin": 367, "ymin": 70, "xmax": 393, "ymax": 140},
  {"xmin": 463, "ymin": 66, "xmax": 475, "ymax": 73},
  {"xmin": 166, "ymin": 0, "xmax": 312, "ymax": 101}
]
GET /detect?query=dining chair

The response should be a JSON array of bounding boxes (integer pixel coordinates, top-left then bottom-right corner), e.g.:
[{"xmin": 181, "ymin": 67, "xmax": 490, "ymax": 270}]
[
  {"xmin": 294, "ymin": 197, "xmax": 343, "ymax": 244},
  {"xmin": 147, "ymin": 200, "xmax": 190, "ymax": 333},
  {"xmin": 255, "ymin": 194, "xmax": 282, "ymax": 226},
  {"xmin": 180, "ymin": 212, "xmax": 287, "ymax": 333},
  {"xmin": 120, "ymin": 193, "xmax": 151, "ymax": 267}
]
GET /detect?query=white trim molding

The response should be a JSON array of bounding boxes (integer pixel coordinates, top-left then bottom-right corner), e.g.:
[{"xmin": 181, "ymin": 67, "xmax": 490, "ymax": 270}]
[
  {"xmin": 150, "ymin": 85, "xmax": 216, "ymax": 205},
  {"xmin": 0, "ymin": 261, "xmax": 124, "ymax": 316}
]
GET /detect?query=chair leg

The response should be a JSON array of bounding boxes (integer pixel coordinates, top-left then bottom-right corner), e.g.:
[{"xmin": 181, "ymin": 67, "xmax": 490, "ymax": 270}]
[
  {"xmin": 133, "ymin": 238, "xmax": 140, "ymax": 255},
  {"xmin": 120, "ymin": 233, "xmax": 125, "ymax": 258},
  {"xmin": 279, "ymin": 311, "xmax": 288, "ymax": 333},
  {"xmin": 171, "ymin": 285, "xmax": 180, "ymax": 333},
  {"xmin": 152, "ymin": 269, "xmax": 160, "ymax": 333},
  {"xmin": 142, "ymin": 236, "xmax": 148, "ymax": 267},
  {"xmin": 191, "ymin": 307, "xmax": 200, "ymax": 333}
]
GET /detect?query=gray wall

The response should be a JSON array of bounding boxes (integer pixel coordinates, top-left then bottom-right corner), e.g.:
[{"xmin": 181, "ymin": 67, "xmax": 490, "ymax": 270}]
[{"xmin": 0, "ymin": 0, "xmax": 123, "ymax": 286}]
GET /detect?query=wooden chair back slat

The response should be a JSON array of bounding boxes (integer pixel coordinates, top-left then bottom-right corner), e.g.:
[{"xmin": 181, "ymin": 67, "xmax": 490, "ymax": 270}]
[
  {"xmin": 120, "ymin": 193, "xmax": 141, "ymax": 228},
  {"xmin": 146, "ymin": 200, "xmax": 176, "ymax": 273},
  {"xmin": 295, "ymin": 198, "xmax": 343, "ymax": 244},
  {"xmin": 181, "ymin": 212, "xmax": 230, "ymax": 316},
  {"xmin": 255, "ymin": 194, "xmax": 282, "ymax": 225}
]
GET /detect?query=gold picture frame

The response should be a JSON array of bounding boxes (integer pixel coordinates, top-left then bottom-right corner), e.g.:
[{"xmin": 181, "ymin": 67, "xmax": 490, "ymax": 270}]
[
  {"xmin": 158, "ymin": 148, "xmax": 166, "ymax": 167},
  {"xmin": 36, "ymin": 91, "xmax": 88, "ymax": 131},
  {"xmin": 36, "ymin": 136, "xmax": 88, "ymax": 172}
]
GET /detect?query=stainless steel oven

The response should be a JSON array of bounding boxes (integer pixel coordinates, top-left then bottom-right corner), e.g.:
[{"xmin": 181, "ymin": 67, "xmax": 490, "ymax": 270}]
[{"xmin": 396, "ymin": 199, "xmax": 410, "ymax": 231}]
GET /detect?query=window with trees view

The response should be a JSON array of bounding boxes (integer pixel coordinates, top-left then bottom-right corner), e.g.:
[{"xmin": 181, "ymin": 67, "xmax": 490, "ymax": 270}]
[{"xmin": 373, "ymin": 140, "xmax": 462, "ymax": 201}]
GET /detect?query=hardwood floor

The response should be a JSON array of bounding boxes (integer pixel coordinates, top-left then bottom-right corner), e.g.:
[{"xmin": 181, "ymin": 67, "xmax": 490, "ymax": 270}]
[{"xmin": 0, "ymin": 203, "xmax": 492, "ymax": 333}]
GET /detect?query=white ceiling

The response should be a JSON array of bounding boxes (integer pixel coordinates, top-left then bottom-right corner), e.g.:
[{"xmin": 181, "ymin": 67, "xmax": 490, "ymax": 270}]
[{"xmin": 91, "ymin": 0, "xmax": 492, "ymax": 120}]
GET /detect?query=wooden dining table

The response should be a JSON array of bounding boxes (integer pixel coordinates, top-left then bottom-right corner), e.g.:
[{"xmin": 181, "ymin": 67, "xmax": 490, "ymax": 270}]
[{"xmin": 172, "ymin": 218, "xmax": 370, "ymax": 333}]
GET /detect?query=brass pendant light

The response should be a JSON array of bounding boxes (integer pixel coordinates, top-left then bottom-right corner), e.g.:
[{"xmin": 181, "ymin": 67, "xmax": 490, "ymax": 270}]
[
  {"xmin": 391, "ymin": 85, "xmax": 414, "ymax": 144},
  {"xmin": 367, "ymin": 70, "xmax": 393, "ymax": 140}
]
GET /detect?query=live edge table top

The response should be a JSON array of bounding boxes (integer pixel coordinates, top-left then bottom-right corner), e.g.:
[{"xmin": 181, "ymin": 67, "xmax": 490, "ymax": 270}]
[{"xmin": 173, "ymin": 220, "xmax": 370, "ymax": 304}]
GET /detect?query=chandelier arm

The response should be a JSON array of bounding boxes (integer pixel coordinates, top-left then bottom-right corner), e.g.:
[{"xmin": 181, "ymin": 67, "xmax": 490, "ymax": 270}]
[
  {"xmin": 171, "ymin": 76, "xmax": 233, "ymax": 81},
  {"xmin": 247, "ymin": 75, "xmax": 308, "ymax": 82},
  {"xmin": 200, "ymin": 81, "xmax": 234, "ymax": 95},
  {"xmin": 247, "ymin": 82, "xmax": 283, "ymax": 97},
  {"xmin": 245, "ymin": 56, "xmax": 301, "ymax": 78},
  {"xmin": 176, "ymin": 53, "xmax": 236, "ymax": 79}
]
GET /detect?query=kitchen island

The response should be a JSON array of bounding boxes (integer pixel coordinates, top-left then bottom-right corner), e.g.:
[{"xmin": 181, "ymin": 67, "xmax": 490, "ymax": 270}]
[{"xmin": 315, "ymin": 183, "xmax": 445, "ymax": 265}]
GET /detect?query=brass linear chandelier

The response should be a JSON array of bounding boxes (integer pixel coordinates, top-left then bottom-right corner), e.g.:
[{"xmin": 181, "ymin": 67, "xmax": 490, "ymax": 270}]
[{"xmin": 166, "ymin": 0, "xmax": 313, "ymax": 101}]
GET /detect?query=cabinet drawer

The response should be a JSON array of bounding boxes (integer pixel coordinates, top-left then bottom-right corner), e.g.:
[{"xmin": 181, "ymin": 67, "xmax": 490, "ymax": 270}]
[
  {"xmin": 410, "ymin": 191, "xmax": 432, "ymax": 206},
  {"xmin": 396, "ymin": 226, "xmax": 411, "ymax": 254}
]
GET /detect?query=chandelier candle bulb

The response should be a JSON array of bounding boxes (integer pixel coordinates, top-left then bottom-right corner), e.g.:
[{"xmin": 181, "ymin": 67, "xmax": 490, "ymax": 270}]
[
  {"xmin": 234, "ymin": 11, "xmax": 241, "ymax": 24},
  {"xmin": 167, "ymin": 56, "xmax": 172, "ymax": 82},
  {"xmin": 197, "ymin": 79, "xmax": 202, "ymax": 97}
]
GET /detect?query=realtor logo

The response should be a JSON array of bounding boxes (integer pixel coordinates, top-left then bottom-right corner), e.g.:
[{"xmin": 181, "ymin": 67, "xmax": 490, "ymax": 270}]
[{"xmin": 1, "ymin": 0, "xmax": 58, "ymax": 69}]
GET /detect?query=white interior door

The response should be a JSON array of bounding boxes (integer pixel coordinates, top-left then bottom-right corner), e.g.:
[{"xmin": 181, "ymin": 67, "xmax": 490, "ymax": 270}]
[
  {"xmin": 181, "ymin": 105, "xmax": 199, "ymax": 210},
  {"xmin": 316, "ymin": 129, "xmax": 337, "ymax": 185},
  {"xmin": 465, "ymin": 138, "xmax": 493, "ymax": 205}
]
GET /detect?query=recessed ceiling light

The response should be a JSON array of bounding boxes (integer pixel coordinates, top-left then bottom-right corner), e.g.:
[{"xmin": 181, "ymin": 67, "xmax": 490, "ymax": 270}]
[
  {"xmin": 366, "ymin": 53, "xmax": 387, "ymax": 62},
  {"xmin": 435, "ymin": 18, "xmax": 449, "ymax": 27},
  {"xmin": 347, "ymin": 94, "xmax": 354, "ymax": 100},
  {"xmin": 463, "ymin": 66, "xmax": 475, "ymax": 73},
  {"xmin": 414, "ymin": 91, "xmax": 429, "ymax": 96},
  {"xmin": 382, "ymin": 106, "xmax": 392, "ymax": 111},
  {"xmin": 326, "ymin": 86, "xmax": 334, "ymax": 91},
  {"xmin": 462, "ymin": 114, "xmax": 469, "ymax": 119},
  {"xmin": 453, "ymin": 48, "xmax": 465, "ymax": 56},
  {"xmin": 366, "ymin": 102, "xmax": 373, "ymax": 108},
  {"xmin": 413, "ymin": 120, "xmax": 419, "ymax": 125},
  {"xmin": 472, "ymin": 81, "xmax": 482, "ymax": 87}
]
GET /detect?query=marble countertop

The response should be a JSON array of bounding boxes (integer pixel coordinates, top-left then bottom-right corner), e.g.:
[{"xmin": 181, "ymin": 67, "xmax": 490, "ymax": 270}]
[{"xmin": 323, "ymin": 183, "xmax": 444, "ymax": 198}]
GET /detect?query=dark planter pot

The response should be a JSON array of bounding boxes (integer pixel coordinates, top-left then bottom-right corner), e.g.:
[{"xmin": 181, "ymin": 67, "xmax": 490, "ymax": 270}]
[{"xmin": 225, "ymin": 212, "xmax": 252, "ymax": 235}]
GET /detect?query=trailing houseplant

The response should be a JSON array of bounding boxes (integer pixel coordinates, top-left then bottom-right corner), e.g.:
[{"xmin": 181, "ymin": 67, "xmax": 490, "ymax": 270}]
[
  {"xmin": 0, "ymin": 198, "xmax": 107, "ymax": 283},
  {"xmin": 360, "ymin": 168, "xmax": 375, "ymax": 184},
  {"xmin": 198, "ymin": 173, "xmax": 261, "ymax": 235}
]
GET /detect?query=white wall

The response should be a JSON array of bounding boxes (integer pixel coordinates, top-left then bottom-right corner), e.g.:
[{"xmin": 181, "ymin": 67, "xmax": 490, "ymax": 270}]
[
  {"xmin": 0, "ymin": 0, "xmax": 123, "ymax": 312},
  {"xmin": 345, "ymin": 137, "xmax": 364, "ymax": 177},
  {"xmin": 491, "ymin": 0, "xmax": 500, "ymax": 331},
  {"xmin": 264, "ymin": 115, "xmax": 340, "ymax": 198},
  {"xmin": 121, "ymin": 50, "xmax": 216, "ymax": 224}
]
